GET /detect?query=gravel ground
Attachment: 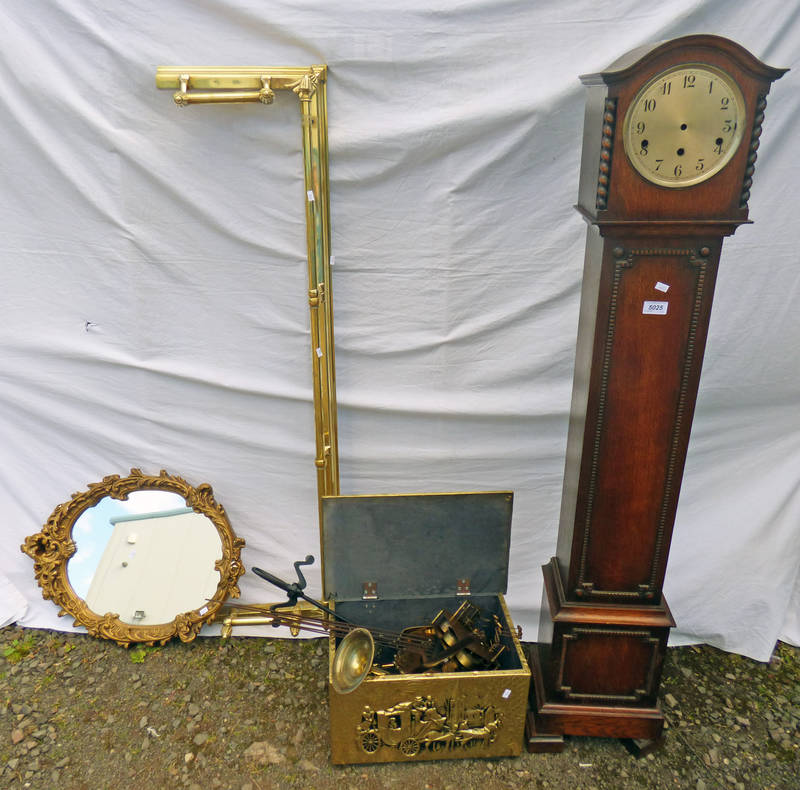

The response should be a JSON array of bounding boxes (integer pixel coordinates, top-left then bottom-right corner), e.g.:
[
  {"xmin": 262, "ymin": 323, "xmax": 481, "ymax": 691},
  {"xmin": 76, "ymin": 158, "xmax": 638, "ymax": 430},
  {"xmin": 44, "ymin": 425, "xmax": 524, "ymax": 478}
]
[{"xmin": 1, "ymin": 624, "xmax": 798, "ymax": 789}]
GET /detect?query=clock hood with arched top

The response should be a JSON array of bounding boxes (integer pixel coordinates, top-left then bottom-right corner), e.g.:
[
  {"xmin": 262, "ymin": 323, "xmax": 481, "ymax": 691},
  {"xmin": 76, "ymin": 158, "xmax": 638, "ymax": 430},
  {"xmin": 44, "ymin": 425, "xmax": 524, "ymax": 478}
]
[{"xmin": 576, "ymin": 35, "xmax": 787, "ymax": 226}]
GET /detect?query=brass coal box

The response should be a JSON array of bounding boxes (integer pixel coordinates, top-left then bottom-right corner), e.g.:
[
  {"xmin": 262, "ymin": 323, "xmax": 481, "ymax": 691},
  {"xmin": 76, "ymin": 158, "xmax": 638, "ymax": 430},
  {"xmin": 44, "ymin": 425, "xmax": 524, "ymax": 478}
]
[{"xmin": 321, "ymin": 492, "xmax": 530, "ymax": 764}]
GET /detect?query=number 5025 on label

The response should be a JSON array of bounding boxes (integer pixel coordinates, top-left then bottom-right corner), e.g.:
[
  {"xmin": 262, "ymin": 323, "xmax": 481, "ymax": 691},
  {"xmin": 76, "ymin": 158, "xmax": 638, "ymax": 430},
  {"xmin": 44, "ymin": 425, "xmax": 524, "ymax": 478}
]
[{"xmin": 643, "ymin": 300, "xmax": 669, "ymax": 315}]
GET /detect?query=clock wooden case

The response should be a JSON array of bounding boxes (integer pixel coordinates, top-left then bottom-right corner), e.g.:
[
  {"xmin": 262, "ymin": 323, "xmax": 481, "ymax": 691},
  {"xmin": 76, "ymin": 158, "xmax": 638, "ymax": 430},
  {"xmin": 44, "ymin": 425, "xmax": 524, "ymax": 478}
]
[{"xmin": 527, "ymin": 35, "xmax": 786, "ymax": 749}]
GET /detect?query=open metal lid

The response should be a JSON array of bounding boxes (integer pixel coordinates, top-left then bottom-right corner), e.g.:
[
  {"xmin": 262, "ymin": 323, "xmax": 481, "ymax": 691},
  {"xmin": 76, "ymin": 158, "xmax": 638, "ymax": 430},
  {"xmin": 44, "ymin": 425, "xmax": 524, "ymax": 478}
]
[{"xmin": 321, "ymin": 491, "xmax": 513, "ymax": 602}]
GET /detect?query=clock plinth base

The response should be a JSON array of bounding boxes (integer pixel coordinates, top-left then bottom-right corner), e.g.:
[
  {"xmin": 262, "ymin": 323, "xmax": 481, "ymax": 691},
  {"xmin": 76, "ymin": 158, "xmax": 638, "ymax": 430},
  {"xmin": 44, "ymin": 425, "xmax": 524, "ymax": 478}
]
[
  {"xmin": 526, "ymin": 642, "xmax": 666, "ymax": 743},
  {"xmin": 526, "ymin": 560, "xmax": 674, "ymax": 744}
]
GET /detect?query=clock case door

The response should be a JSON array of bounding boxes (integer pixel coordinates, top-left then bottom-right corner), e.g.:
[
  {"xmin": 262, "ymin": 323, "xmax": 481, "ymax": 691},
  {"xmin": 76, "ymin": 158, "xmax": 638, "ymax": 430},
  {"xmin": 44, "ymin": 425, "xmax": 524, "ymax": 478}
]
[{"xmin": 528, "ymin": 35, "xmax": 786, "ymax": 748}]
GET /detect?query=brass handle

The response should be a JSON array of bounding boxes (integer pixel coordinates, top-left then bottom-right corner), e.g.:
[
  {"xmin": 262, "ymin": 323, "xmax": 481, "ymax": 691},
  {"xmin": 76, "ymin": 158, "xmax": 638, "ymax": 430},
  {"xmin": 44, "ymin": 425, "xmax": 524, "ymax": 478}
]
[{"xmin": 173, "ymin": 73, "xmax": 274, "ymax": 106}]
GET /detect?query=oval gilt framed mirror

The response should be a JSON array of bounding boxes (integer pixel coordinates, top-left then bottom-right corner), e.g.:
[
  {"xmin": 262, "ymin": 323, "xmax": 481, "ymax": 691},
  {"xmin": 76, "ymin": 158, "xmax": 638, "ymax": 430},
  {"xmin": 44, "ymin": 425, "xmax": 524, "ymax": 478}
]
[{"xmin": 21, "ymin": 468, "xmax": 245, "ymax": 646}]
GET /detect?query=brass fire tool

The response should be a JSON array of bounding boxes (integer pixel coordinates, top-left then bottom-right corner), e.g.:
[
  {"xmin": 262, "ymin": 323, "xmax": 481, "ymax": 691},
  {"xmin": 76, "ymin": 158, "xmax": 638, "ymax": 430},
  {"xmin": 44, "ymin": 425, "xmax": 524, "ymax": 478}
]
[{"xmin": 220, "ymin": 556, "xmax": 511, "ymax": 693}]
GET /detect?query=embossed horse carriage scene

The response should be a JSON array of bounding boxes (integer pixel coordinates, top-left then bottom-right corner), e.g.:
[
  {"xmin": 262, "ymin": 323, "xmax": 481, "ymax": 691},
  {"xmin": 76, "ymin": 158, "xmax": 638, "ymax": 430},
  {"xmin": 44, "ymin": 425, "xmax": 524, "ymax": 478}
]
[{"xmin": 356, "ymin": 696, "xmax": 502, "ymax": 758}]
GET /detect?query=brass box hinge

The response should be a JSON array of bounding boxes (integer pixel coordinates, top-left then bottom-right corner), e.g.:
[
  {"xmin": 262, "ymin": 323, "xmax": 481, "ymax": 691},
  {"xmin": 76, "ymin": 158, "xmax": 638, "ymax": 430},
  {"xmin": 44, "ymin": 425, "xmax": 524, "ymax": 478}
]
[{"xmin": 362, "ymin": 582, "xmax": 378, "ymax": 600}]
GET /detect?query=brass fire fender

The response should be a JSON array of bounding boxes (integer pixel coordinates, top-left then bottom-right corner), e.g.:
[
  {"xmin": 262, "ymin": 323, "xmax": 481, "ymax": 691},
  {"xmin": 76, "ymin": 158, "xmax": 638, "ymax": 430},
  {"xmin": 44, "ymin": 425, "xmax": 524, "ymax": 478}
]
[{"xmin": 155, "ymin": 66, "xmax": 340, "ymax": 528}]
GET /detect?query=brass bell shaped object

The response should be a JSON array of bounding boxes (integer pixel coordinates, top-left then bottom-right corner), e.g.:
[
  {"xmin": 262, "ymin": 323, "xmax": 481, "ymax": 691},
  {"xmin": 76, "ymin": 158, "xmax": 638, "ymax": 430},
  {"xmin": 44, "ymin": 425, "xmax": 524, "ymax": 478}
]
[{"xmin": 331, "ymin": 628, "xmax": 375, "ymax": 694}]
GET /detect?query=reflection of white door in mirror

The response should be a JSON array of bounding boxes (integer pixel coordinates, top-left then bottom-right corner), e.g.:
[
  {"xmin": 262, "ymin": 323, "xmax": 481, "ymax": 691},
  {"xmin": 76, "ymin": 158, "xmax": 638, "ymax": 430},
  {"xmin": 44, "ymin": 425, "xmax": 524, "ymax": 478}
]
[{"xmin": 68, "ymin": 491, "xmax": 223, "ymax": 625}]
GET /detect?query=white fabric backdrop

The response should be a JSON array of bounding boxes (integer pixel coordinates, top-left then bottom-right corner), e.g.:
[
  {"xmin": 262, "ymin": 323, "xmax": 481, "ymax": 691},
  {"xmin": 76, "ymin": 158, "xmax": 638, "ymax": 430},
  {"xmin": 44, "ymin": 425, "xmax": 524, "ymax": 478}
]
[{"xmin": 1, "ymin": 1, "xmax": 797, "ymax": 661}]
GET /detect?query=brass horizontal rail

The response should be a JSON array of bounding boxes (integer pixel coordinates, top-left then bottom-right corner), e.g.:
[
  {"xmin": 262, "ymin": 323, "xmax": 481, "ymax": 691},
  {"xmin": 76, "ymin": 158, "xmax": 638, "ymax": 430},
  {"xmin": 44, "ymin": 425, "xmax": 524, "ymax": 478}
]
[{"xmin": 156, "ymin": 66, "xmax": 326, "ymax": 106}]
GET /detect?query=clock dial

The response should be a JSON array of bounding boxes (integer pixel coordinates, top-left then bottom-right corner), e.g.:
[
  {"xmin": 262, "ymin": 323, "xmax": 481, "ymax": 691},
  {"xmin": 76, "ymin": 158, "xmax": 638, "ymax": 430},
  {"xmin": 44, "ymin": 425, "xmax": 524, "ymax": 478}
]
[{"xmin": 623, "ymin": 64, "xmax": 745, "ymax": 188}]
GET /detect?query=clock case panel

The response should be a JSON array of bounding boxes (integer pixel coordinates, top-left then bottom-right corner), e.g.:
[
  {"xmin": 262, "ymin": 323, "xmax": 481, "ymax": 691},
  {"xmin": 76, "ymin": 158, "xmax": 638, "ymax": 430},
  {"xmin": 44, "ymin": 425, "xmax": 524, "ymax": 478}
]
[
  {"xmin": 555, "ymin": 232, "xmax": 723, "ymax": 603},
  {"xmin": 528, "ymin": 35, "xmax": 786, "ymax": 749}
]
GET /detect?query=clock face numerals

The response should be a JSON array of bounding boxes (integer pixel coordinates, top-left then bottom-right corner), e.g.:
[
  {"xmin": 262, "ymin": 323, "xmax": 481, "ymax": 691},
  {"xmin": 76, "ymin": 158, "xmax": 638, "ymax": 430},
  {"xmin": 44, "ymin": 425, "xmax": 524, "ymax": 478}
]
[{"xmin": 623, "ymin": 64, "xmax": 746, "ymax": 188}]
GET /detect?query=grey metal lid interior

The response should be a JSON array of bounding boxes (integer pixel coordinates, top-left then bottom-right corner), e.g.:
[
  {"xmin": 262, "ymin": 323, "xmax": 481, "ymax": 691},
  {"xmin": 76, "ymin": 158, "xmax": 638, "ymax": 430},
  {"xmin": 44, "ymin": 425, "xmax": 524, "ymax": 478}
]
[{"xmin": 321, "ymin": 491, "xmax": 513, "ymax": 602}]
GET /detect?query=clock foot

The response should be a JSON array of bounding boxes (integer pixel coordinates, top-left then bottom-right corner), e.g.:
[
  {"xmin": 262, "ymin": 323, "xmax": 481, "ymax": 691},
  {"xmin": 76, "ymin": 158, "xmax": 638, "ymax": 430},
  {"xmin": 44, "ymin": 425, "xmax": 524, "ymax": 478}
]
[
  {"xmin": 621, "ymin": 735, "xmax": 666, "ymax": 758},
  {"xmin": 525, "ymin": 710, "xmax": 565, "ymax": 753}
]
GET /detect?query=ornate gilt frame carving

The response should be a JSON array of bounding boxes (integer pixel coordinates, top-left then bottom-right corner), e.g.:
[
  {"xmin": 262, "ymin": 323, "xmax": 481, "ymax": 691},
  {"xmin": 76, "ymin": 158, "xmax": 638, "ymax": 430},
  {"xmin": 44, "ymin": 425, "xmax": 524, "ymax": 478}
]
[{"xmin": 21, "ymin": 468, "xmax": 245, "ymax": 647}]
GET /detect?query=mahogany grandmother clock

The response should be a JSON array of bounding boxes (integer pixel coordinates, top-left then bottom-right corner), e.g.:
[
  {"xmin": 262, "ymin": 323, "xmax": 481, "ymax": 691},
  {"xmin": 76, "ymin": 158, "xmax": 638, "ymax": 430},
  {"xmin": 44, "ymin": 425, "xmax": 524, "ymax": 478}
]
[{"xmin": 527, "ymin": 35, "xmax": 786, "ymax": 750}]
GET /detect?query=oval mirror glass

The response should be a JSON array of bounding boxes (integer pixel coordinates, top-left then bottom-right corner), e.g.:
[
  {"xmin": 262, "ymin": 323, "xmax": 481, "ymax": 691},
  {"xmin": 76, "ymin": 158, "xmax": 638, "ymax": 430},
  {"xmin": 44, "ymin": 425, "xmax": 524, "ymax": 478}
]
[{"xmin": 68, "ymin": 491, "xmax": 222, "ymax": 626}]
